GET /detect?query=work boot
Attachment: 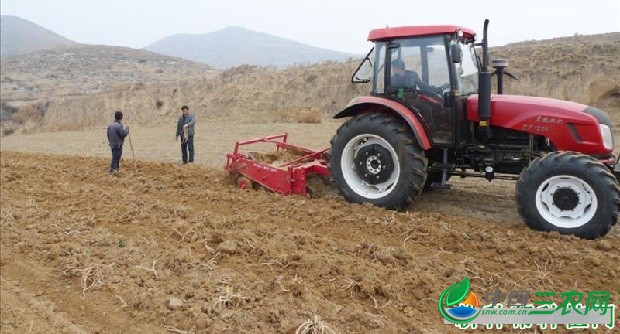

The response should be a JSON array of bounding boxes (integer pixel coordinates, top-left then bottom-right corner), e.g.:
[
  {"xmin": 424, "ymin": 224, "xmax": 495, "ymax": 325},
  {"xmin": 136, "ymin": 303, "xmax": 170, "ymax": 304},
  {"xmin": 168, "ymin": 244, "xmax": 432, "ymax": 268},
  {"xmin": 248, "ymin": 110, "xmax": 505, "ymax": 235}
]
[{"xmin": 110, "ymin": 169, "xmax": 119, "ymax": 175}]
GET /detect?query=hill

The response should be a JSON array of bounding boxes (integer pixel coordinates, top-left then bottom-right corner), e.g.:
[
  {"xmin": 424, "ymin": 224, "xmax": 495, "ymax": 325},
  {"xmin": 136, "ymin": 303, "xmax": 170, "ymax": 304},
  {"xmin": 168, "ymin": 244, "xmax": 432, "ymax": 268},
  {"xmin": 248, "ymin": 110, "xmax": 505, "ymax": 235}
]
[
  {"xmin": 1, "ymin": 44, "xmax": 214, "ymax": 103},
  {"xmin": 1, "ymin": 33, "xmax": 619, "ymax": 135},
  {"xmin": 491, "ymin": 32, "xmax": 620, "ymax": 119},
  {"xmin": 0, "ymin": 44, "xmax": 214, "ymax": 134},
  {"xmin": 144, "ymin": 26, "xmax": 356, "ymax": 69},
  {"xmin": 0, "ymin": 15, "xmax": 77, "ymax": 58}
]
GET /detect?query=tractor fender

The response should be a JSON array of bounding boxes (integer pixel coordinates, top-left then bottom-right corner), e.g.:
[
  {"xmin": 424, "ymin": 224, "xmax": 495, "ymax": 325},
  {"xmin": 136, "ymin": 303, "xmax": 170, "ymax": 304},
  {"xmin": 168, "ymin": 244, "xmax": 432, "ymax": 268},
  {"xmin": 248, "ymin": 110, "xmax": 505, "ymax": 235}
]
[{"xmin": 334, "ymin": 96, "xmax": 432, "ymax": 150}]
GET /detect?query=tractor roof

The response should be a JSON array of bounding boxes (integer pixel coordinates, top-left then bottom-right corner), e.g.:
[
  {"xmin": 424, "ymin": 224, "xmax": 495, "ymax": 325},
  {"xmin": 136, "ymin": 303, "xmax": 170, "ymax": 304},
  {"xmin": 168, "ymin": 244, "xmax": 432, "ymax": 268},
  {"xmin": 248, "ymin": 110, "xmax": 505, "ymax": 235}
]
[{"xmin": 368, "ymin": 25, "xmax": 476, "ymax": 41}]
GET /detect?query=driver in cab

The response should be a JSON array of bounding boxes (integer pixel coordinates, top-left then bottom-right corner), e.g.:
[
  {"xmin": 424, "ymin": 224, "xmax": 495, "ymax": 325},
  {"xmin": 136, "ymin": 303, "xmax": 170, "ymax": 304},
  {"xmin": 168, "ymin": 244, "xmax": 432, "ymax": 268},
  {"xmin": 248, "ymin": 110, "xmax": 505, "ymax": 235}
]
[{"xmin": 390, "ymin": 59, "xmax": 443, "ymax": 95}]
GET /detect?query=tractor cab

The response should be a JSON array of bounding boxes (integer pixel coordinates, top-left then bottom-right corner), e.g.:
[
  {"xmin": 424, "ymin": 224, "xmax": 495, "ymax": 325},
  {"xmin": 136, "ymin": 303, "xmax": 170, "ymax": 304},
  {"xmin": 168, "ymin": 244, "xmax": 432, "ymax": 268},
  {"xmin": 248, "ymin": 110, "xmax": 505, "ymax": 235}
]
[{"xmin": 352, "ymin": 26, "xmax": 478, "ymax": 146}]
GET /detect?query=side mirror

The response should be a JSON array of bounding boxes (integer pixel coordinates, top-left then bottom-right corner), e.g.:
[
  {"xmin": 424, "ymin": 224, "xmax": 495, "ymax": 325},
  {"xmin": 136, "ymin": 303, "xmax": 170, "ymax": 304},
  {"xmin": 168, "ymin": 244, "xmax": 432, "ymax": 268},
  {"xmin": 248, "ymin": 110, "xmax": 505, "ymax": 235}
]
[{"xmin": 450, "ymin": 43, "xmax": 462, "ymax": 63}]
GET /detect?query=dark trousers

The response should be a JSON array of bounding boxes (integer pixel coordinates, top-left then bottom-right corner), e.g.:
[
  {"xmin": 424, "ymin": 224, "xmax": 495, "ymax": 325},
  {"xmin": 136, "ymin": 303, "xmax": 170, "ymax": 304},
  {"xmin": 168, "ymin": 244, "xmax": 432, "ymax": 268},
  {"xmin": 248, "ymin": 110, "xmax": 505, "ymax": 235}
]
[
  {"xmin": 181, "ymin": 135, "xmax": 194, "ymax": 163},
  {"xmin": 110, "ymin": 145, "xmax": 123, "ymax": 171}
]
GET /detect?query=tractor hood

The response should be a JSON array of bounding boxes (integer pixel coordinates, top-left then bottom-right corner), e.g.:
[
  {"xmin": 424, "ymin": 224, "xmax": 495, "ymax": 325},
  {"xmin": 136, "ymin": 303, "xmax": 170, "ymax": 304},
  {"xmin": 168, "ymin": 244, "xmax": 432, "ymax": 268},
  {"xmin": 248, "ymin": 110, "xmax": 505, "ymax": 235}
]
[{"xmin": 467, "ymin": 94, "xmax": 614, "ymax": 155}]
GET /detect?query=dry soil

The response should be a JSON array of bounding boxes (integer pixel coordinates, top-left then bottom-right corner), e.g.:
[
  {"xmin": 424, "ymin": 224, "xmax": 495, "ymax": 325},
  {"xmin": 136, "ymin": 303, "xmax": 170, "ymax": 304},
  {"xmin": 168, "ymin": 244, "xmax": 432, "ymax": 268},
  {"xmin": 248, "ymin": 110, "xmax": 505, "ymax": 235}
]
[{"xmin": 1, "ymin": 126, "xmax": 619, "ymax": 333}]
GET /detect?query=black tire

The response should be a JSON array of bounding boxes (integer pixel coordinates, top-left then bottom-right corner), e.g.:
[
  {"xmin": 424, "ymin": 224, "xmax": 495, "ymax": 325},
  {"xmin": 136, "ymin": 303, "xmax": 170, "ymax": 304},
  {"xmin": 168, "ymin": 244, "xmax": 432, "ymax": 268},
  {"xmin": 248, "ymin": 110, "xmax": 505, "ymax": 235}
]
[
  {"xmin": 329, "ymin": 113, "xmax": 427, "ymax": 210},
  {"xmin": 516, "ymin": 151, "xmax": 620, "ymax": 239}
]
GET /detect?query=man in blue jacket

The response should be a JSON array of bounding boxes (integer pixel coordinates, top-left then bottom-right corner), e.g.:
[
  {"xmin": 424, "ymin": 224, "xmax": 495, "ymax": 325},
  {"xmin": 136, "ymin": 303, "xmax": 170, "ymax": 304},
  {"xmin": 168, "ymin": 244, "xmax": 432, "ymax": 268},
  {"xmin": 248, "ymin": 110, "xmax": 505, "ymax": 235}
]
[
  {"xmin": 175, "ymin": 105, "xmax": 196, "ymax": 164},
  {"xmin": 106, "ymin": 111, "xmax": 129, "ymax": 174}
]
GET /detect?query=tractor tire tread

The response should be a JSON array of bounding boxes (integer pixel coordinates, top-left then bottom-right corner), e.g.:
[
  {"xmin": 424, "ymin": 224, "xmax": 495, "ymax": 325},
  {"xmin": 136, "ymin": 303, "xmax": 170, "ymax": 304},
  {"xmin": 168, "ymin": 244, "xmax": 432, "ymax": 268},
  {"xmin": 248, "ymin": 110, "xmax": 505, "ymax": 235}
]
[
  {"xmin": 329, "ymin": 112, "xmax": 427, "ymax": 210},
  {"xmin": 515, "ymin": 151, "xmax": 619, "ymax": 239}
]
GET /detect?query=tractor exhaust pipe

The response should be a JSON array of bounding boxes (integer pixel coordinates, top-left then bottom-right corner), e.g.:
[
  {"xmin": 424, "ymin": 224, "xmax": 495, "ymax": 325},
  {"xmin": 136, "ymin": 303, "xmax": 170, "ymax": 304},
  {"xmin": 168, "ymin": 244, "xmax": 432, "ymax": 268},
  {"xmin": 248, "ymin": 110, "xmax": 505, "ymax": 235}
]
[{"xmin": 478, "ymin": 19, "xmax": 492, "ymax": 121}]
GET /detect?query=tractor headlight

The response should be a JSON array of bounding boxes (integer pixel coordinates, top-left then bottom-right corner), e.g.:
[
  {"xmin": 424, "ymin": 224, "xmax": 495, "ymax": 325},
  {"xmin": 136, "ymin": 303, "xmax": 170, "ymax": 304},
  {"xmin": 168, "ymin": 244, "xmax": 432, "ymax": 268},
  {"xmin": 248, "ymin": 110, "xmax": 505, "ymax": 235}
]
[{"xmin": 600, "ymin": 124, "xmax": 614, "ymax": 150}]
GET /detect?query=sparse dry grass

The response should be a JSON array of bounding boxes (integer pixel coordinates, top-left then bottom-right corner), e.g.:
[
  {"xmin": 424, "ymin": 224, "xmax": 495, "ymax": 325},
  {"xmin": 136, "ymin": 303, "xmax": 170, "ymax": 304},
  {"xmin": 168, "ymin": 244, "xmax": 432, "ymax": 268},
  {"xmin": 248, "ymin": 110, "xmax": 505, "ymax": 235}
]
[
  {"xmin": 2, "ymin": 33, "xmax": 619, "ymax": 135},
  {"xmin": 275, "ymin": 107, "xmax": 323, "ymax": 124},
  {"xmin": 3, "ymin": 59, "xmax": 365, "ymax": 132},
  {"xmin": 63, "ymin": 262, "xmax": 115, "ymax": 297},
  {"xmin": 295, "ymin": 315, "xmax": 336, "ymax": 334},
  {"xmin": 213, "ymin": 286, "xmax": 248, "ymax": 309},
  {"xmin": 490, "ymin": 35, "xmax": 620, "ymax": 123}
]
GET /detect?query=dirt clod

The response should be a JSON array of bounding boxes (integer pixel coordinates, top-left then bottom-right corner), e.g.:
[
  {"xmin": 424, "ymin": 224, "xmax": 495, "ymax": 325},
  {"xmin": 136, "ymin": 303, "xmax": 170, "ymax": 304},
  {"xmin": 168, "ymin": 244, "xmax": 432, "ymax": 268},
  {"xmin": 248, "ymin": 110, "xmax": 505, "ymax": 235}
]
[
  {"xmin": 217, "ymin": 240, "xmax": 238, "ymax": 254},
  {"xmin": 597, "ymin": 239, "xmax": 614, "ymax": 251},
  {"xmin": 167, "ymin": 297, "xmax": 184, "ymax": 310}
]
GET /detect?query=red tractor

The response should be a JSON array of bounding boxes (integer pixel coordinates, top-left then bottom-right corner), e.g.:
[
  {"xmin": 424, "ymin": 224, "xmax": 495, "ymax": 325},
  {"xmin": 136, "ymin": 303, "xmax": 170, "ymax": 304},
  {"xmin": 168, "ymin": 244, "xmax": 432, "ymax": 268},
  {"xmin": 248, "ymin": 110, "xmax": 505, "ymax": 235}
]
[{"xmin": 329, "ymin": 20, "xmax": 619, "ymax": 239}]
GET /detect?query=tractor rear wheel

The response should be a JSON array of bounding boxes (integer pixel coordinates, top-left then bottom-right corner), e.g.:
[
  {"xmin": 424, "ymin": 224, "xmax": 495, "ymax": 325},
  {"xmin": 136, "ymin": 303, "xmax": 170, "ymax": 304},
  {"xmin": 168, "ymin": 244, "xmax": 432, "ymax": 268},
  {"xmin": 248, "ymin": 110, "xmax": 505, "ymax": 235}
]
[
  {"xmin": 329, "ymin": 113, "xmax": 427, "ymax": 210},
  {"xmin": 515, "ymin": 152, "xmax": 620, "ymax": 239}
]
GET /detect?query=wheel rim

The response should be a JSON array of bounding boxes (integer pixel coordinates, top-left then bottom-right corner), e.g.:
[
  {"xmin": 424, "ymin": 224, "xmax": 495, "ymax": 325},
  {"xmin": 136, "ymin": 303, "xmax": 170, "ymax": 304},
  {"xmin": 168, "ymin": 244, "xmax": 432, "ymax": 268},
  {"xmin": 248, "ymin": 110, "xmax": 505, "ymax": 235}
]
[
  {"xmin": 341, "ymin": 134, "xmax": 400, "ymax": 199},
  {"xmin": 535, "ymin": 175, "xmax": 598, "ymax": 228}
]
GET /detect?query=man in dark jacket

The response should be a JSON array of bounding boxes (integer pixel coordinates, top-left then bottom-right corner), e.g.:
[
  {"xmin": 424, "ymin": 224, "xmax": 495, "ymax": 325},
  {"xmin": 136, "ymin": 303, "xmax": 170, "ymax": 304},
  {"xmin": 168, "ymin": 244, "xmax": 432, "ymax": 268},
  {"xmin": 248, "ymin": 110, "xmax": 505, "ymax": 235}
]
[
  {"xmin": 106, "ymin": 111, "xmax": 129, "ymax": 174},
  {"xmin": 175, "ymin": 105, "xmax": 196, "ymax": 164},
  {"xmin": 390, "ymin": 59, "xmax": 444, "ymax": 95}
]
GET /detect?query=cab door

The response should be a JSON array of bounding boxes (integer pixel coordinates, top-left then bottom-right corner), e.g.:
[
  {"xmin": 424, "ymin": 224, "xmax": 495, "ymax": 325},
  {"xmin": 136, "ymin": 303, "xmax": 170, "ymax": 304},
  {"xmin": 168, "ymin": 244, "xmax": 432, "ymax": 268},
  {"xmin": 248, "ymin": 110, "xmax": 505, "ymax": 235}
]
[{"xmin": 383, "ymin": 36, "xmax": 454, "ymax": 146}]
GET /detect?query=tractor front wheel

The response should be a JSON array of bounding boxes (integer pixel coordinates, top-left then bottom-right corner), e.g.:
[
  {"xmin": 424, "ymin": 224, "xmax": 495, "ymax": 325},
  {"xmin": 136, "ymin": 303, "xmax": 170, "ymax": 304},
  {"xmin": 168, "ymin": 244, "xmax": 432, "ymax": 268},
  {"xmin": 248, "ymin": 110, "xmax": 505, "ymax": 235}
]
[
  {"xmin": 329, "ymin": 113, "xmax": 427, "ymax": 210},
  {"xmin": 516, "ymin": 152, "xmax": 620, "ymax": 239}
]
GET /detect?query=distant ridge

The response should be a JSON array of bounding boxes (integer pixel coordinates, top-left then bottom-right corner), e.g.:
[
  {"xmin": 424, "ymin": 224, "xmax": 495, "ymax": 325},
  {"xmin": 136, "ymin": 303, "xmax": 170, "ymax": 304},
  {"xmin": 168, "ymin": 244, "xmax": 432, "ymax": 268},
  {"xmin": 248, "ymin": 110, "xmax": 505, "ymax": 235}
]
[
  {"xmin": 144, "ymin": 26, "xmax": 356, "ymax": 69},
  {"xmin": 1, "ymin": 44, "xmax": 212, "ymax": 103},
  {"xmin": 0, "ymin": 15, "xmax": 78, "ymax": 58}
]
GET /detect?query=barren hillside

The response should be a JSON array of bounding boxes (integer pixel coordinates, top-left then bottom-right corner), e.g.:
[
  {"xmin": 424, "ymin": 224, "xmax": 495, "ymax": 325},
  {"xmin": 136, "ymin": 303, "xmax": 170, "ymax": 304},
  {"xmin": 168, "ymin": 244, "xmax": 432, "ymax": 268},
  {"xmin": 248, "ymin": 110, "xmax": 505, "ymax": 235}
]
[
  {"xmin": 0, "ymin": 15, "xmax": 77, "ymax": 59},
  {"xmin": 1, "ymin": 44, "xmax": 213, "ymax": 103},
  {"xmin": 1, "ymin": 33, "xmax": 619, "ymax": 134},
  {"xmin": 38, "ymin": 61, "xmax": 367, "ymax": 131},
  {"xmin": 0, "ymin": 45, "xmax": 214, "ymax": 135},
  {"xmin": 491, "ymin": 33, "xmax": 620, "ymax": 123}
]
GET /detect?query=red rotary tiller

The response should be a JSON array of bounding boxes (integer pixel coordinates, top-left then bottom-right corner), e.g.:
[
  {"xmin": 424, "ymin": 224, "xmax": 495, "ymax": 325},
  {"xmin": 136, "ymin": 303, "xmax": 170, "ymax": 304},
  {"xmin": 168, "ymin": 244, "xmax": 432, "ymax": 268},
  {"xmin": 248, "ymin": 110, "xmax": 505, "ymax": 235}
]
[{"xmin": 225, "ymin": 133, "xmax": 329, "ymax": 197}]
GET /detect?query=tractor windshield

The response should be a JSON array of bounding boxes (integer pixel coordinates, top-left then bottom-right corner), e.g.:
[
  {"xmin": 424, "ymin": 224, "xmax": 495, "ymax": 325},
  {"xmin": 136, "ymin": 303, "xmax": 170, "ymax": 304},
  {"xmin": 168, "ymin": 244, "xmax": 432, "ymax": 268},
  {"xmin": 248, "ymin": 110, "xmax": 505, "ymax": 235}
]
[
  {"xmin": 455, "ymin": 42, "xmax": 479, "ymax": 95},
  {"xmin": 372, "ymin": 36, "xmax": 451, "ymax": 95},
  {"xmin": 355, "ymin": 36, "xmax": 478, "ymax": 96}
]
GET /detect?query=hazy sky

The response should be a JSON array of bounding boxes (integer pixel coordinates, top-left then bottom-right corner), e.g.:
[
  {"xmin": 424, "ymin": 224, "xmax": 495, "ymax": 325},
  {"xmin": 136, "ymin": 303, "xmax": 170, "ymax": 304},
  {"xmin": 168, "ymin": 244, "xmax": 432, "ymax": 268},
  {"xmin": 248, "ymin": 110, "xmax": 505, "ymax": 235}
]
[{"xmin": 2, "ymin": 0, "xmax": 619, "ymax": 54}]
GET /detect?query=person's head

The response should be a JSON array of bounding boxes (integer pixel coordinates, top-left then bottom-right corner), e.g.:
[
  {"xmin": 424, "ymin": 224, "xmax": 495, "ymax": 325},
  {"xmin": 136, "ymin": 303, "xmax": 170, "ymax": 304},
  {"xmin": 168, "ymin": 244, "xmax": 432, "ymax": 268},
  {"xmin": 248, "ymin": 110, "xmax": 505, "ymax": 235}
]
[
  {"xmin": 114, "ymin": 111, "xmax": 123, "ymax": 121},
  {"xmin": 391, "ymin": 59, "xmax": 405, "ymax": 76},
  {"xmin": 181, "ymin": 105, "xmax": 189, "ymax": 115}
]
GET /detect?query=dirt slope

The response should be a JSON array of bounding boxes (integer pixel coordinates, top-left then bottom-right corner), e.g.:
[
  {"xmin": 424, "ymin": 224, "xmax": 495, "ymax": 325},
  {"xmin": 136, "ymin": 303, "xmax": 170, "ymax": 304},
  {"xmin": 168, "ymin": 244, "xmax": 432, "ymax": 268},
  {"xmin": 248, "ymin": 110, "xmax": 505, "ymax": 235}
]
[{"xmin": 1, "ymin": 152, "xmax": 618, "ymax": 333}]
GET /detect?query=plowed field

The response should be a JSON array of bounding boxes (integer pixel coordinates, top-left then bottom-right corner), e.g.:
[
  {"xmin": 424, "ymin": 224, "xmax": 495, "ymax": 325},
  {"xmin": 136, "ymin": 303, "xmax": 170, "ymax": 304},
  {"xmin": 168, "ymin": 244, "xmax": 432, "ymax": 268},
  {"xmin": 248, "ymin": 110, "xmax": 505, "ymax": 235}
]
[{"xmin": 1, "ymin": 150, "xmax": 618, "ymax": 333}]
